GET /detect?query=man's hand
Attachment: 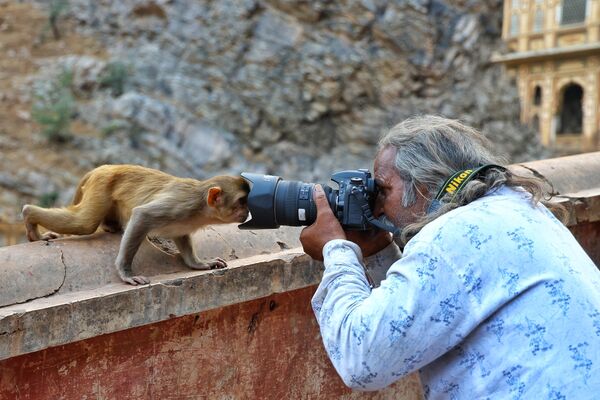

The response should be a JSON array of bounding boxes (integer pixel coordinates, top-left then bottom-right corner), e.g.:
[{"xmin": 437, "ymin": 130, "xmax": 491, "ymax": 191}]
[{"xmin": 300, "ymin": 184, "xmax": 346, "ymax": 261}]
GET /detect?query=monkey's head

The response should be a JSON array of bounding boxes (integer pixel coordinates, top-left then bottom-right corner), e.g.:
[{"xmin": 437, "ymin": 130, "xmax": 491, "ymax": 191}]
[{"xmin": 206, "ymin": 176, "xmax": 250, "ymax": 223}]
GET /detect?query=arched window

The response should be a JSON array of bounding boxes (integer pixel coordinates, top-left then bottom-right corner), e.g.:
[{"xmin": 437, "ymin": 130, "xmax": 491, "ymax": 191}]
[
  {"xmin": 533, "ymin": 8, "xmax": 544, "ymax": 32},
  {"xmin": 558, "ymin": 83, "xmax": 584, "ymax": 135},
  {"xmin": 560, "ymin": 0, "xmax": 587, "ymax": 25},
  {"xmin": 510, "ymin": 13, "xmax": 520, "ymax": 36},
  {"xmin": 510, "ymin": 0, "xmax": 520, "ymax": 37},
  {"xmin": 533, "ymin": 85, "xmax": 542, "ymax": 106}
]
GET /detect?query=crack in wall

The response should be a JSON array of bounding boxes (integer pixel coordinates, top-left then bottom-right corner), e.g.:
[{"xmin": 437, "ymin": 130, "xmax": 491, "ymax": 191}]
[
  {"xmin": 0, "ymin": 327, "xmax": 23, "ymax": 337},
  {"xmin": 53, "ymin": 248, "xmax": 68, "ymax": 294},
  {"xmin": 8, "ymin": 245, "xmax": 67, "ymax": 306}
]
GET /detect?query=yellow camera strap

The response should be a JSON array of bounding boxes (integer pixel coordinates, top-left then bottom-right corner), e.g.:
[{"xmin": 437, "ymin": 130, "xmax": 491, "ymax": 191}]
[{"xmin": 428, "ymin": 164, "xmax": 506, "ymax": 213}]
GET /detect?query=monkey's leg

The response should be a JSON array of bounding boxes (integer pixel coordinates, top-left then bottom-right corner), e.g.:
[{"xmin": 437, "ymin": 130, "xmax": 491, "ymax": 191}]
[
  {"xmin": 115, "ymin": 205, "xmax": 160, "ymax": 285},
  {"xmin": 22, "ymin": 203, "xmax": 105, "ymax": 240},
  {"xmin": 173, "ymin": 235, "xmax": 227, "ymax": 270}
]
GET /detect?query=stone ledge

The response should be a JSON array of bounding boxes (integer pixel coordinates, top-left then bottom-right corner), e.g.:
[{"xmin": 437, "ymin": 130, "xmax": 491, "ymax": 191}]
[
  {"xmin": 0, "ymin": 225, "xmax": 304, "ymax": 307},
  {"xmin": 1, "ymin": 152, "xmax": 599, "ymax": 362},
  {"xmin": 0, "ymin": 246, "xmax": 320, "ymax": 361}
]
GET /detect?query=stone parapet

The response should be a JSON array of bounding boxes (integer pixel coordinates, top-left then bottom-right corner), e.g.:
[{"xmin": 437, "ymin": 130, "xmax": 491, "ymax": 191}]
[{"xmin": 0, "ymin": 153, "xmax": 598, "ymax": 399}]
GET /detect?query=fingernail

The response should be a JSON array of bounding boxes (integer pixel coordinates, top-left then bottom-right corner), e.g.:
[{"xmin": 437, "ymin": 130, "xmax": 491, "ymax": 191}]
[{"xmin": 314, "ymin": 184, "xmax": 322, "ymax": 192}]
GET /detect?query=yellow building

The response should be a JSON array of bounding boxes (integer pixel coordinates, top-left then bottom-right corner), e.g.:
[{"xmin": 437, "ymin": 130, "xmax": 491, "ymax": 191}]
[{"xmin": 495, "ymin": 0, "xmax": 600, "ymax": 153}]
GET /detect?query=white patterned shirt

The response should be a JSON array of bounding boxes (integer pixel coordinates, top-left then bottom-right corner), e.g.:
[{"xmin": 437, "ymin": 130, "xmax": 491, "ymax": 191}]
[{"xmin": 312, "ymin": 186, "xmax": 600, "ymax": 399}]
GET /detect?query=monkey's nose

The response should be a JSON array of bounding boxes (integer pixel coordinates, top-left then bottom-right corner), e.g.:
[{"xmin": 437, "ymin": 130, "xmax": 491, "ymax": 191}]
[{"xmin": 239, "ymin": 212, "xmax": 250, "ymax": 223}]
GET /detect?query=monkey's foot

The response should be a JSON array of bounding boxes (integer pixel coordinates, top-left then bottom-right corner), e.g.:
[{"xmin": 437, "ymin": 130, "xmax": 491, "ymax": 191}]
[
  {"xmin": 121, "ymin": 275, "xmax": 151, "ymax": 286},
  {"xmin": 101, "ymin": 222, "xmax": 122, "ymax": 233},
  {"xmin": 188, "ymin": 257, "xmax": 227, "ymax": 270},
  {"xmin": 41, "ymin": 231, "xmax": 60, "ymax": 241},
  {"xmin": 22, "ymin": 206, "xmax": 41, "ymax": 241},
  {"xmin": 25, "ymin": 224, "xmax": 41, "ymax": 242}
]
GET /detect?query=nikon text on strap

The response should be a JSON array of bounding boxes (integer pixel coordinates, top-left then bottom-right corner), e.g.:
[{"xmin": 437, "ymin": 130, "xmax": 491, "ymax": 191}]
[{"xmin": 428, "ymin": 164, "xmax": 506, "ymax": 214}]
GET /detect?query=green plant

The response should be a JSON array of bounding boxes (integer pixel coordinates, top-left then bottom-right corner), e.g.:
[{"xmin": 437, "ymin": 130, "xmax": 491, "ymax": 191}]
[
  {"xmin": 31, "ymin": 69, "xmax": 75, "ymax": 143},
  {"xmin": 100, "ymin": 119, "xmax": 143, "ymax": 149},
  {"xmin": 48, "ymin": 0, "xmax": 69, "ymax": 40},
  {"xmin": 38, "ymin": 192, "xmax": 59, "ymax": 208},
  {"xmin": 101, "ymin": 119, "xmax": 129, "ymax": 137},
  {"xmin": 99, "ymin": 62, "xmax": 129, "ymax": 97}
]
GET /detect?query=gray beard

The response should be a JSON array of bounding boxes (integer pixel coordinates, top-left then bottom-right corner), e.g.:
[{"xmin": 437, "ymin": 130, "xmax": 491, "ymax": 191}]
[
  {"xmin": 378, "ymin": 214, "xmax": 403, "ymax": 237},
  {"xmin": 377, "ymin": 214, "xmax": 410, "ymax": 248}
]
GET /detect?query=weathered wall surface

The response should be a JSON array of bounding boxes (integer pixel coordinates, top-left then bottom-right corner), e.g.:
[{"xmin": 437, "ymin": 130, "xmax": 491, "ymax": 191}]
[{"xmin": 0, "ymin": 286, "xmax": 423, "ymax": 399}]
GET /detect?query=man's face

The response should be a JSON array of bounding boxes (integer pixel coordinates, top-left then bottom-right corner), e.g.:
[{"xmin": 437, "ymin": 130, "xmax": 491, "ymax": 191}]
[{"xmin": 373, "ymin": 146, "xmax": 428, "ymax": 230}]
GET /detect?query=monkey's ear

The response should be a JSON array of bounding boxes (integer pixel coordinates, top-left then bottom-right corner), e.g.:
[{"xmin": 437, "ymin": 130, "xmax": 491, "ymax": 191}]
[{"xmin": 207, "ymin": 187, "xmax": 222, "ymax": 207}]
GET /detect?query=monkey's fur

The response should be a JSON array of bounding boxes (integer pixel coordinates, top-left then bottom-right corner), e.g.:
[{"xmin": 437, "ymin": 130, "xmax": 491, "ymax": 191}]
[{"xmin": 22, "ymin": 165, "xmax": 250, "ymax": 285}]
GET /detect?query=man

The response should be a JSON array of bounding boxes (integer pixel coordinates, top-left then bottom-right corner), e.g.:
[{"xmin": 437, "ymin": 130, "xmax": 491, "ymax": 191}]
[{"xmin": 300, "ymin": 115, "xmax": 600, "ymax": 398}]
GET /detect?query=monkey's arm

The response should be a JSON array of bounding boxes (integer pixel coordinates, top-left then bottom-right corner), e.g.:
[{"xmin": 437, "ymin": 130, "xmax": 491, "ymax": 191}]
[
  {"xmin": 115, "ymin": 203, "xmax": 167, "ymax": 285},
  {"xmin": 172, "ymin": 235, "xmax": 227, "ymax": 270}
]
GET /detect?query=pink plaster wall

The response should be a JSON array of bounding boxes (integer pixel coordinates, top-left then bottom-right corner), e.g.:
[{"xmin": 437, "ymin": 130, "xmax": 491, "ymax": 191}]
[{"xmin": 0, "ymin": 286, "xmax": 423, "ymax": 399}]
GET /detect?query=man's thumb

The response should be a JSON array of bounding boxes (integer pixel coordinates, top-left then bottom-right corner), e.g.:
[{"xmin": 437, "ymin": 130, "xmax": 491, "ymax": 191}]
[
  {"xmin": 313, "ymin": 184, "xmax": 325, "ymax": 201},
  {"xmin": 313, "ymin": 184, "xmax": 330, "ymax": 210}
]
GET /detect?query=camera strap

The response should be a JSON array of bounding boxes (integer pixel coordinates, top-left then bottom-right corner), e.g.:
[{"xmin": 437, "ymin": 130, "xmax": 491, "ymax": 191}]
[
  {"xmin": 428, "ymin": 164, "xmax": 506, "ymax": 214},
  {"xmin": 351, "ymin": 189, "xmax": 401, "ymax": 236}
]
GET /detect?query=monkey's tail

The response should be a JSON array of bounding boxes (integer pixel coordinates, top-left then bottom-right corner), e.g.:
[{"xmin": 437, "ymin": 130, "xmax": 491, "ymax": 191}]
[{"xmin": 71, "ymin": 170, "xmax": 93, "ymax": 205}]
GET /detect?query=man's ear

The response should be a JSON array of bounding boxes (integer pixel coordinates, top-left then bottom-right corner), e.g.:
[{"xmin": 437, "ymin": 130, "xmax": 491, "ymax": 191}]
[{"xmin": 207, "ymin": 187, "xmax": 222, "ymax": 207}]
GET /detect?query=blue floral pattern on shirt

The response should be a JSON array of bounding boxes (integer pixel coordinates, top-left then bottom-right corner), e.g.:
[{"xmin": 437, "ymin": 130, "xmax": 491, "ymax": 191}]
[{"xmin": 312, "ymin": 187, "xmax": 600, "ymax": 398}]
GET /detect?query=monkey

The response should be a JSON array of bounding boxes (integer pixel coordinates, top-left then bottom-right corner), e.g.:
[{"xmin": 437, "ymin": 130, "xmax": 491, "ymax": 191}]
[{"xmin": 22, "ymin": 165, "xmax": 250, "ymax": 286}]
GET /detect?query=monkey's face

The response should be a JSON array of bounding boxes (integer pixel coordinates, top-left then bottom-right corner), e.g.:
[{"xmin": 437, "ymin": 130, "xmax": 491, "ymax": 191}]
[
  {"xmin": 227, "ymin": 192, "xmax": 249, "ymax": 223},
  {"xmin": 211, "ymin": 177, "xmax": 250, "ymax": 223}
]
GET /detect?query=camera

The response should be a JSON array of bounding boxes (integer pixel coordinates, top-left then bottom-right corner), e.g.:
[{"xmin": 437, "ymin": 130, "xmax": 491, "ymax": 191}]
[{"xmin": 238, "ymin": 169, "xmax": 388, "ymax": 231}]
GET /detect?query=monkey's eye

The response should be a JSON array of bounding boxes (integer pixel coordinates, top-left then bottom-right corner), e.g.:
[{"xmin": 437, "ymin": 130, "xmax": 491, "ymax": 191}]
[{"xmin": 238, "ymin": 196, "xmax": 247, "ymax": 206}]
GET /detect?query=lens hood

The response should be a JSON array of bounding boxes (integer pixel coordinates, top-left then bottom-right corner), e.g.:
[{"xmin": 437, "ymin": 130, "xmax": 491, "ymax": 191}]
[{"xmin": 238, "ymin": 172, "xmax": 282, "ymax": 229}]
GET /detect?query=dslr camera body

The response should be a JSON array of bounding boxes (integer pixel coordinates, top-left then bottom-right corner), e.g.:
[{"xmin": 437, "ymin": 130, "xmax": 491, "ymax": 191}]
[{"xmin": 239, "ymin": 169, "xmax": 384, "ymax": 231}]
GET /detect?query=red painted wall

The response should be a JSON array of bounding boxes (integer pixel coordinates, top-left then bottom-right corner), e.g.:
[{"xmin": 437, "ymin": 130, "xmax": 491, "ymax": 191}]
[
  {"xmin": 570, "ymin": 221, "xmax": 600, "ymax": 264},
  {"xmin": 0, "ymin": 286, "xmax": 422, "ymax": 399}
]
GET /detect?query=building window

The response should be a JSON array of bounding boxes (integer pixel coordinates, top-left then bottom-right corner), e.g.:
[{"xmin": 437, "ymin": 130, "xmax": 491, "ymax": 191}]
[
  {"xmin": 511, "ymin": 13, "xmax": 520, "ymax": 36},
  {"xmin": 533, "ymin": 85, "xmax": 542, "ymax": 105},
  {"xmin": 558, "ymin": 83, "xmax": 583, "ymax": 134},
  {"xmin": 533, "ymin": 8, "xmax": 544, "ymax": 32},
  {"xmin": 560, "ymin": 0, "xmax": 587, "ymax": 25},
  {"xmin": 512, "ymin": 0, "xmax": 520, "ymax": 9}
]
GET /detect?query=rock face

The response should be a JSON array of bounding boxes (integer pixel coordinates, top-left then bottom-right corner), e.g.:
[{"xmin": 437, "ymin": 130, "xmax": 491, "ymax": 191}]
[{"xmin": 25, "ymin": 0, "xmax": 547, "ymax": 184}]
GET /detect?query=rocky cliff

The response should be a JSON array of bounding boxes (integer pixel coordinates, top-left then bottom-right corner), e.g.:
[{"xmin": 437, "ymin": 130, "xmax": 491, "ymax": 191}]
[{"xmin": 0, "ymin": 0, "xmax": 548, "ymax": 221}]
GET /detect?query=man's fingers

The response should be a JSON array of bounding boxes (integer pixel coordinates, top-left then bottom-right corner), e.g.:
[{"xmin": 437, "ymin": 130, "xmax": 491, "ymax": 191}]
[{"xmin": 313, "ymin": 185, "xmax": 333, "ymax": 217}]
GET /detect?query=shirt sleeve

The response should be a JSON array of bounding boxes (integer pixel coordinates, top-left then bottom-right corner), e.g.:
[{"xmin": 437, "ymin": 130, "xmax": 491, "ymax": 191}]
[
  {"xmin": 311, "ymin": 238, "xmax": 474, "ymax": 391},
  {"xmin": 364, "ymin": 241, "xmax": 402, "ymax": 287}
]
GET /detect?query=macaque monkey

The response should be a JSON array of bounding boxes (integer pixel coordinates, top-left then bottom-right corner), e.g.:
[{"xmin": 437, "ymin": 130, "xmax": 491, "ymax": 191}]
[{"xmin": 22, "ymin": 165, "xmax": 250, "ymax": 285}]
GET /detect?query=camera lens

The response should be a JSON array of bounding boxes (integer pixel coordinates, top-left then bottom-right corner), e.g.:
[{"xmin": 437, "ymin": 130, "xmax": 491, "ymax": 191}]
[
  {"xmin": 274, "ymin": 181, "xmax": 317, "ymax": 226},
  {"xmin": 239, "ymin": 169, "xmax": 393, "ymax": 233},
  {"xmin": 239, "ymin": 173, "xmax": 335, "ymax": 230}
]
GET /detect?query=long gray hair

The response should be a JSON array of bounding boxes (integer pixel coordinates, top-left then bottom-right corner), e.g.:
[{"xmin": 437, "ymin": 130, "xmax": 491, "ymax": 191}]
[{"xmin": 378, "ymin": 115, "xmax": 566, "ymax": 244}]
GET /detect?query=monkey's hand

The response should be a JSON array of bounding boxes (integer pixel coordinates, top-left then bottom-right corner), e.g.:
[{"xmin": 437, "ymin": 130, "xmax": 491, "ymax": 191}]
[
  {"xmin": 116, "ymin": 263, "xmax": 150, "ymax": 285},
  {"xmin": 186, "ymin": 257, "xmax": 227, "ymax": 270},
  {"xmin": 120, "ymin": 274, "xmax": 151, "ymax": 286}
]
